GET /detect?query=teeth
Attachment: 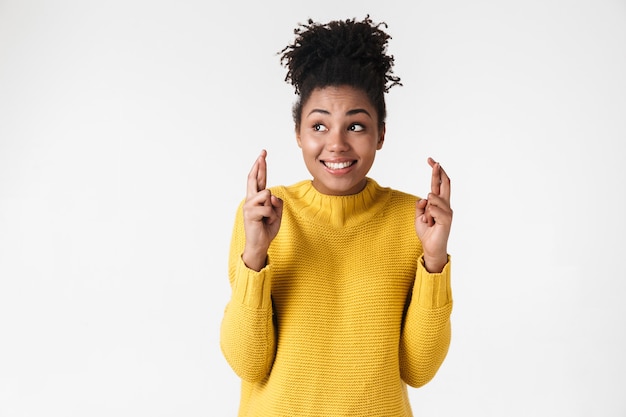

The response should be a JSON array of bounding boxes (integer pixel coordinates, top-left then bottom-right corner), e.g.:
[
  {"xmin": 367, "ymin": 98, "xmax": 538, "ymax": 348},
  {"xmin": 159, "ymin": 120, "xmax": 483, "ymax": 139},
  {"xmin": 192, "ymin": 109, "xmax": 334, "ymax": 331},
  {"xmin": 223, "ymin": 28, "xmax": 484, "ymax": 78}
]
[{"xmin": 324, "ymin": 161, "xmax": 353, "ymax": 169}]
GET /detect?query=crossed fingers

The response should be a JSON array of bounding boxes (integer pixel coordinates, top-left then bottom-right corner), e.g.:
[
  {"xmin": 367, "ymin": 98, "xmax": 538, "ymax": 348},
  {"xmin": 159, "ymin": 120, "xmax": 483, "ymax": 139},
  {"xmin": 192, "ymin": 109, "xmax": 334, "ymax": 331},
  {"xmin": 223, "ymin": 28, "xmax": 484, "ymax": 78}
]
[{"xmin": 423, "ymin": 157, "xmax": 452, "ymax": 227}]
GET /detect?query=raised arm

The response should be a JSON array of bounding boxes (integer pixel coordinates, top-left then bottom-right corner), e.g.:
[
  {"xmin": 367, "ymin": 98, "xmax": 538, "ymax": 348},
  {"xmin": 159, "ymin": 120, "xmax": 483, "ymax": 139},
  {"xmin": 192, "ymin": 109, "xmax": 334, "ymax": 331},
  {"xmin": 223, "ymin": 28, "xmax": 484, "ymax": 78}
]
[
  {"xmin": 220, "ymin": 150, "xmax": 283, "ymax": 382},
  {"xmin": 400, "ymin": 158, "xmax": 453, "ymax": 387}
]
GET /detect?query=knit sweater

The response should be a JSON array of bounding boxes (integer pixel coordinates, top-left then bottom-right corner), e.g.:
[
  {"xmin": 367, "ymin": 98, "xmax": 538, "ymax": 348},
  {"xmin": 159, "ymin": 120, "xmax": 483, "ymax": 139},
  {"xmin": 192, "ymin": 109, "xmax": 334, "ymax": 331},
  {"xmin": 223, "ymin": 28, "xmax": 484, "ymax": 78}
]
[{"xmin": 220, "ymin": 178, "xmax": 452, "ymax": 417}]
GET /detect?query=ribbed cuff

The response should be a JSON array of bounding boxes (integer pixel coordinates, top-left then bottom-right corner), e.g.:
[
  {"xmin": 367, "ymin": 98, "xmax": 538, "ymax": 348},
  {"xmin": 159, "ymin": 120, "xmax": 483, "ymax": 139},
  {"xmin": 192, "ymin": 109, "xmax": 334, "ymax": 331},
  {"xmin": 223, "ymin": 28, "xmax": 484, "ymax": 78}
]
[
  {"xmin": 414, "ymin": 255, "xmax": 452, "ymax": 309},
  {"xmin": 232, "ymin": 256, "xmax": 272, "ymax": 309}
]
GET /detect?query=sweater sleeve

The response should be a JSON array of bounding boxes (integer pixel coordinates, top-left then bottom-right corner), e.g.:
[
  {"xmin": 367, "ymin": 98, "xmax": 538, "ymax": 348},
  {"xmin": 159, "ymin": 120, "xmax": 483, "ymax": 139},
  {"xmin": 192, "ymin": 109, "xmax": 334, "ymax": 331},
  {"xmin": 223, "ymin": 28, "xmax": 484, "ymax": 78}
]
[
  {"xmin": 220, "ymin": 202, "xmax": 276, "ymax": 382},
  {"xmin": 399, "ymin": 255, "xmax": 453, "ymax": 388}
]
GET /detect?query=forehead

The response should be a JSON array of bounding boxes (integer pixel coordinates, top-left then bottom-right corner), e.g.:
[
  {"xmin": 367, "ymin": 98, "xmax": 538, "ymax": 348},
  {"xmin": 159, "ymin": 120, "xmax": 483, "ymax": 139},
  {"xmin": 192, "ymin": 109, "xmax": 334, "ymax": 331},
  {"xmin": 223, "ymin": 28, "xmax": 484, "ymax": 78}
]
[{"xmin": 302, "ymin": 86, "xmax": 375, "ymax": 114}]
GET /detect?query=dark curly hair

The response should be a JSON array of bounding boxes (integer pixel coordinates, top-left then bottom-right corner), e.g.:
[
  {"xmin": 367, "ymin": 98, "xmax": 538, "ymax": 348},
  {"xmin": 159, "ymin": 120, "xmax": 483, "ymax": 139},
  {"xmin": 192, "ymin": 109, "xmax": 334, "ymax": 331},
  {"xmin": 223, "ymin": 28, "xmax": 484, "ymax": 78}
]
[{"xmin": 279, "ymin": 15, "xmax": 402, "ymax": 130}]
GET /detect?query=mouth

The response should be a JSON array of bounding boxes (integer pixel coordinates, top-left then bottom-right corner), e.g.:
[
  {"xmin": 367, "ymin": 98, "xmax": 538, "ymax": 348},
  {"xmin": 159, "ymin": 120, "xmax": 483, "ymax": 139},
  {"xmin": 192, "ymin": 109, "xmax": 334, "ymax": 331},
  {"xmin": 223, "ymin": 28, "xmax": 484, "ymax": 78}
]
[{"xmin": 321, "ymin": 160, "xmax": 356, "ymax": 170}]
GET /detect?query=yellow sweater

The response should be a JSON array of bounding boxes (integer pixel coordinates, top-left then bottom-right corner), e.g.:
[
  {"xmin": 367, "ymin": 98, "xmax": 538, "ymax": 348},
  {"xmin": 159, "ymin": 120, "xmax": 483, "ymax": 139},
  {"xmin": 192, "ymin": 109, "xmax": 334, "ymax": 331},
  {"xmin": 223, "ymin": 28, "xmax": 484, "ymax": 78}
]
[{"xmin": 221, "ymin": 178, "xmax": 452, "ymax": 417}]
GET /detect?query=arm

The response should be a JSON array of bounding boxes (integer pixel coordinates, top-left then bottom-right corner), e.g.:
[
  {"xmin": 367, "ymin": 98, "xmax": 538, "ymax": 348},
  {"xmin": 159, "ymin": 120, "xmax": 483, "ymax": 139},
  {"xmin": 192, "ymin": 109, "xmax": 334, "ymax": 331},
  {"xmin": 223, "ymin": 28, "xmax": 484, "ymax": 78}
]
[
  {"xmin": 220, "ymin": 204, "xmax": 277, "ymax": 382},
  {"xmin": 399, "ymin": 256, "xmax": 452, "ymax": 387},
  {"xmin": 220, "ymin": 150, "xmax": 283, "ymax": 382},
  {"xmin": 400, "ymin": 157, "xmax": 454, "ymax": 387}
]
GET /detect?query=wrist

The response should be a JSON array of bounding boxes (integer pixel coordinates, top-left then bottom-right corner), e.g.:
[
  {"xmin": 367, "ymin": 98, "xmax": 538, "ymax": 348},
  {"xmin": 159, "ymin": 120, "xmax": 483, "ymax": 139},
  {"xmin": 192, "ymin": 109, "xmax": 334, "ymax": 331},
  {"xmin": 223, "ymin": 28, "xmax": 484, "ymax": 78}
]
[
  {"xmin": 423, "ymin": 254, "xmax": 448, "ymax": 273},
  {"xmin": 242, "ymin": 249, "xmax": 268, "ymax": 272}
]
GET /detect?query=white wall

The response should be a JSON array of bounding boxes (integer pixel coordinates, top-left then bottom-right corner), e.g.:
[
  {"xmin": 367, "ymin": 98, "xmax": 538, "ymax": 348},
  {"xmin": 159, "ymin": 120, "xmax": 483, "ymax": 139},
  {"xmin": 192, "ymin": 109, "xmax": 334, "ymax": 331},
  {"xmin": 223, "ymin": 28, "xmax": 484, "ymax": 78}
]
[{"xmin": 1, "ymin": 0, "xmax": 624, "ymax": 415}]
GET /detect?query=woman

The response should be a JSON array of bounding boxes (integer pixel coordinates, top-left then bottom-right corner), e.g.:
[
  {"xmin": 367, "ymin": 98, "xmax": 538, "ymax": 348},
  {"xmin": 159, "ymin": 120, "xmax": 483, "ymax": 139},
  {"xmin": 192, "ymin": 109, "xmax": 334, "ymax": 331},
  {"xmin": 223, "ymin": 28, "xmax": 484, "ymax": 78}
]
[{"xmin": 221, "ymin": 16, "xmax": 453, "ymax": 416}]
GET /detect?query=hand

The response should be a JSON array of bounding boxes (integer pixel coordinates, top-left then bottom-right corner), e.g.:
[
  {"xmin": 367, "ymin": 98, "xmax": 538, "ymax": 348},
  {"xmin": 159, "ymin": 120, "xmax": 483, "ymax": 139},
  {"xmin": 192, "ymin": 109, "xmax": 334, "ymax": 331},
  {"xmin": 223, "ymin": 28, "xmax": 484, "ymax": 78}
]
[
  {"xmin": 415, "ymin": 157, "xmax": 453, "ymax": 273},
  {"xmin": 241, "ymin": 150, "xmax": 283, "ymax": 271}
]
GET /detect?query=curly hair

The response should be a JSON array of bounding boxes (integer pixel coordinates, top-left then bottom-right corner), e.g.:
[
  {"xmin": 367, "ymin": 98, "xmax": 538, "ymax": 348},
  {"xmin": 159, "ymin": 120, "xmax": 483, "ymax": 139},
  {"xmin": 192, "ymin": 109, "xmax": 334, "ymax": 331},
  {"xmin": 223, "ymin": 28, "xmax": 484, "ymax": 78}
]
[{"xmin": 279, "ymin": 15, "xmax": 402, "ymax": 130}]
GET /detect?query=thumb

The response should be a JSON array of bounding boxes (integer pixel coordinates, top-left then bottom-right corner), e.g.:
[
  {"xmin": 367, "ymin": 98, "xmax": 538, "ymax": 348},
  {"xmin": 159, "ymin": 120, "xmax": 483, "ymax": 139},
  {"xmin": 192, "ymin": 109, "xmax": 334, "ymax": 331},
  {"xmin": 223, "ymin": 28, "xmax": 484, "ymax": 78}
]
[
  {"xmin": 416, "ymin": 198, "xmax": 427, "ymax": 216},
  {"xmin": 272, "ymin": 195, "xmax": 284, "ymax": 219},
  {"xmin": 415, "ymin": 198, "xmax": 429, "ymax": 225}
]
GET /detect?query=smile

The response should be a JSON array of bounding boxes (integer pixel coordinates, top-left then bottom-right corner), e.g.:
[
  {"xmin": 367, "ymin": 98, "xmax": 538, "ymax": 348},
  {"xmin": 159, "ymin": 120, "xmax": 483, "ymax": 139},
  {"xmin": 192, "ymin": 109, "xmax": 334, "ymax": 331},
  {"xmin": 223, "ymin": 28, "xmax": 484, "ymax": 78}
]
[{"xmin": 322, "ymin": 160, "xmax": 355, "ymax": 170}]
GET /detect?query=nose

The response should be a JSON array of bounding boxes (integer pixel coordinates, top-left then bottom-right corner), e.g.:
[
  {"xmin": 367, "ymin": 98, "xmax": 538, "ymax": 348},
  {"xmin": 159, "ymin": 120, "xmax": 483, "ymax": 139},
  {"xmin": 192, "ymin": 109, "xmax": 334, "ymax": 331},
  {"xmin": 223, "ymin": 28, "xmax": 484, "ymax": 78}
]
[{"xmin": 325, "ymin": 129, "xmax": 350, "ymax": 152}]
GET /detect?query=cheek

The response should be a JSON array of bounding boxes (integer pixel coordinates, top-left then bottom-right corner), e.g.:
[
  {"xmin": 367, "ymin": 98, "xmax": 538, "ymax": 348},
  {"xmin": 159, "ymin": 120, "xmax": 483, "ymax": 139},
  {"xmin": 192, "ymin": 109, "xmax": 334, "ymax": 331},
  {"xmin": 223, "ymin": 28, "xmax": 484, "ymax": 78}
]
[
  {"xmin": 300, "ymin": 138, "xmax": 320, "ymax": 155},
  {"xmin": 356, "ymin": 140, "xmax": 379, "ymax": 157}
]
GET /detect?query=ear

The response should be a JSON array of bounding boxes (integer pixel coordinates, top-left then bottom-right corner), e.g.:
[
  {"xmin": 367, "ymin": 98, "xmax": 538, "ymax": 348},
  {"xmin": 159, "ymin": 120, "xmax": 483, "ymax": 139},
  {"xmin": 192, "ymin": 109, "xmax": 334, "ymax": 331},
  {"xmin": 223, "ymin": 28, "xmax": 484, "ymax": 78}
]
[
  {"xmin": 376, "ymin": 123, "xmax": 386, "ymax": 150},
  {"xmin": 296, "ymin": 126, "xmax": 302, "ymax": 148}
]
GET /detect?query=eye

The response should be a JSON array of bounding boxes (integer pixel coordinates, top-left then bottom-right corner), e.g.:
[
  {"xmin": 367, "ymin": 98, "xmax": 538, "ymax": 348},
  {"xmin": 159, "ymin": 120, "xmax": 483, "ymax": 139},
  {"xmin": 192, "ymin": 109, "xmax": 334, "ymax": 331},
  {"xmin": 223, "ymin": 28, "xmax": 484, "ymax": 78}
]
[
  {"xmin": 313, "ymin": 123, "xmax": 328, "ymax": 132},
  {"xmin": 348, "ymin": 123, "xmax": 365, "ymax": 132}
]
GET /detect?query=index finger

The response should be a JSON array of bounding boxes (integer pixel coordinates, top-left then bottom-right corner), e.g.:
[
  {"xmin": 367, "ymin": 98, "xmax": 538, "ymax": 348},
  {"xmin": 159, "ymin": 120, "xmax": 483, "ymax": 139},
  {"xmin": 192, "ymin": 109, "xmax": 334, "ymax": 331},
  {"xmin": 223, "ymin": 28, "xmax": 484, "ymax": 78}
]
[{"xmin": 246, "ymin": 150, "xmax": 268, "ymax": 198}]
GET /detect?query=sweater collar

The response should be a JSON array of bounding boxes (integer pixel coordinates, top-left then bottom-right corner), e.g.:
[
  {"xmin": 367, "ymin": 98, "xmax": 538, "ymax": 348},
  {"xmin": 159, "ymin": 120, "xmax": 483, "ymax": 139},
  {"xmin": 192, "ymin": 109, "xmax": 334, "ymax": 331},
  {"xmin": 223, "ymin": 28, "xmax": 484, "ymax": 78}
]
[{"xmin": 285, "ymin": 178, "xmax": 391, "ymax": 228}]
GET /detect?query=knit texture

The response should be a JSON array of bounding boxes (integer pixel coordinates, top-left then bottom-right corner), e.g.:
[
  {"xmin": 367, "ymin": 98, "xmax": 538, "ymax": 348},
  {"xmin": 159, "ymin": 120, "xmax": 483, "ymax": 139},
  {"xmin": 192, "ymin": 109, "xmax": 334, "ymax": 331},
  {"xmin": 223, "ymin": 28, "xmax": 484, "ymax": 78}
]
[{"xmin": 221, "ymin": 178, "xmax": 452, "ymax": 417}]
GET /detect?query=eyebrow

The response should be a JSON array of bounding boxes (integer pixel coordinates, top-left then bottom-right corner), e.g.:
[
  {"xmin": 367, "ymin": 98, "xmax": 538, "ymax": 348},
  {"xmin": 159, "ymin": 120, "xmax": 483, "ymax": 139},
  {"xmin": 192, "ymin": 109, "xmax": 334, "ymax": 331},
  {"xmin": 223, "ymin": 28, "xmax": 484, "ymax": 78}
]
[{"xmin": 307, "ymin": 108, "xmax": 372, "ymax": 118}]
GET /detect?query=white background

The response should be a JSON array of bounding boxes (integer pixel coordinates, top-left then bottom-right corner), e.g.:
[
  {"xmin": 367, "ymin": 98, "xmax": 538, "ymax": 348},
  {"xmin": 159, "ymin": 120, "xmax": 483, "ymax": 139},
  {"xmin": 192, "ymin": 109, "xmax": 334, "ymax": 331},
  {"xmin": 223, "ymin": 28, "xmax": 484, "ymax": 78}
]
[{"xmin": 1, "ymin": 0, "xmax": 625, "ymax": 415}]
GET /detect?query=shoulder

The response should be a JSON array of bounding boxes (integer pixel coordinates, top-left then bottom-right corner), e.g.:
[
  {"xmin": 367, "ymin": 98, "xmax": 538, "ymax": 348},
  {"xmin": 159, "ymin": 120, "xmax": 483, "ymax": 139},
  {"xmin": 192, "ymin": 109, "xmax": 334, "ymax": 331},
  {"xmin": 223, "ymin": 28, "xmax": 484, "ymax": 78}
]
[
  {"xmin": 372, "ymin": 180, "xmax": 420, "ymax": 207},
  {"xmin": 267, "ymin": 180, "xmax": 309, "ymax": 201},
  {"xmin": 387, "ymin": 187, "xmax": 420, "ymax": 203}
]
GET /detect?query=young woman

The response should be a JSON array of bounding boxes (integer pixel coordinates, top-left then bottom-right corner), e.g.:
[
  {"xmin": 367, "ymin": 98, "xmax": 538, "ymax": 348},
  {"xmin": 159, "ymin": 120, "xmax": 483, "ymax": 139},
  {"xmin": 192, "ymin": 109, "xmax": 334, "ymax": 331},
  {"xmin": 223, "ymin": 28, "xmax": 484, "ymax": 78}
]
[{"xmin": 221, "ymin": 16, "xmax": 453, "ymax": 416}]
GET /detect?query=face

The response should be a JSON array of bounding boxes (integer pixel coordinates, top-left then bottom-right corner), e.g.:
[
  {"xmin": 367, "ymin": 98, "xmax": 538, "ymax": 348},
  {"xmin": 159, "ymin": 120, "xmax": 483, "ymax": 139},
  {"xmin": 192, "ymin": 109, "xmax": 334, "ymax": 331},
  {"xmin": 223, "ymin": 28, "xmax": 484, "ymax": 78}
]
[{"xmin": 296, "ymin": 86, "xmax": 385, "ymax": 196}]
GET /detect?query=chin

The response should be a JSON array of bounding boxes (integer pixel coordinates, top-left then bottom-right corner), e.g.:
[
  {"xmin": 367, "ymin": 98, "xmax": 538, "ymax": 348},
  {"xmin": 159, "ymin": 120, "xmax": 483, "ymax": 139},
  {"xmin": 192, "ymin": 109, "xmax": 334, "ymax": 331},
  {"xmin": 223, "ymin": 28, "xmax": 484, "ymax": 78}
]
[{"xmin": 314, "ymin": 178, "xmax": 367, "ymax": 196}]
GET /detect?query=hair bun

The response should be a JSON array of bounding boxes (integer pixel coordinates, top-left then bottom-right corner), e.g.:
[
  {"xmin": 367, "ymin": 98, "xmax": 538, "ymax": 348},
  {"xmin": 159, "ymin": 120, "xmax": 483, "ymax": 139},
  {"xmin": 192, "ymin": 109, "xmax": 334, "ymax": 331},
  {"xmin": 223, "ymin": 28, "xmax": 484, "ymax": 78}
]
[{"xmin": 280, "ymin": 15, "xmax": 402, "ymax": 94}]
